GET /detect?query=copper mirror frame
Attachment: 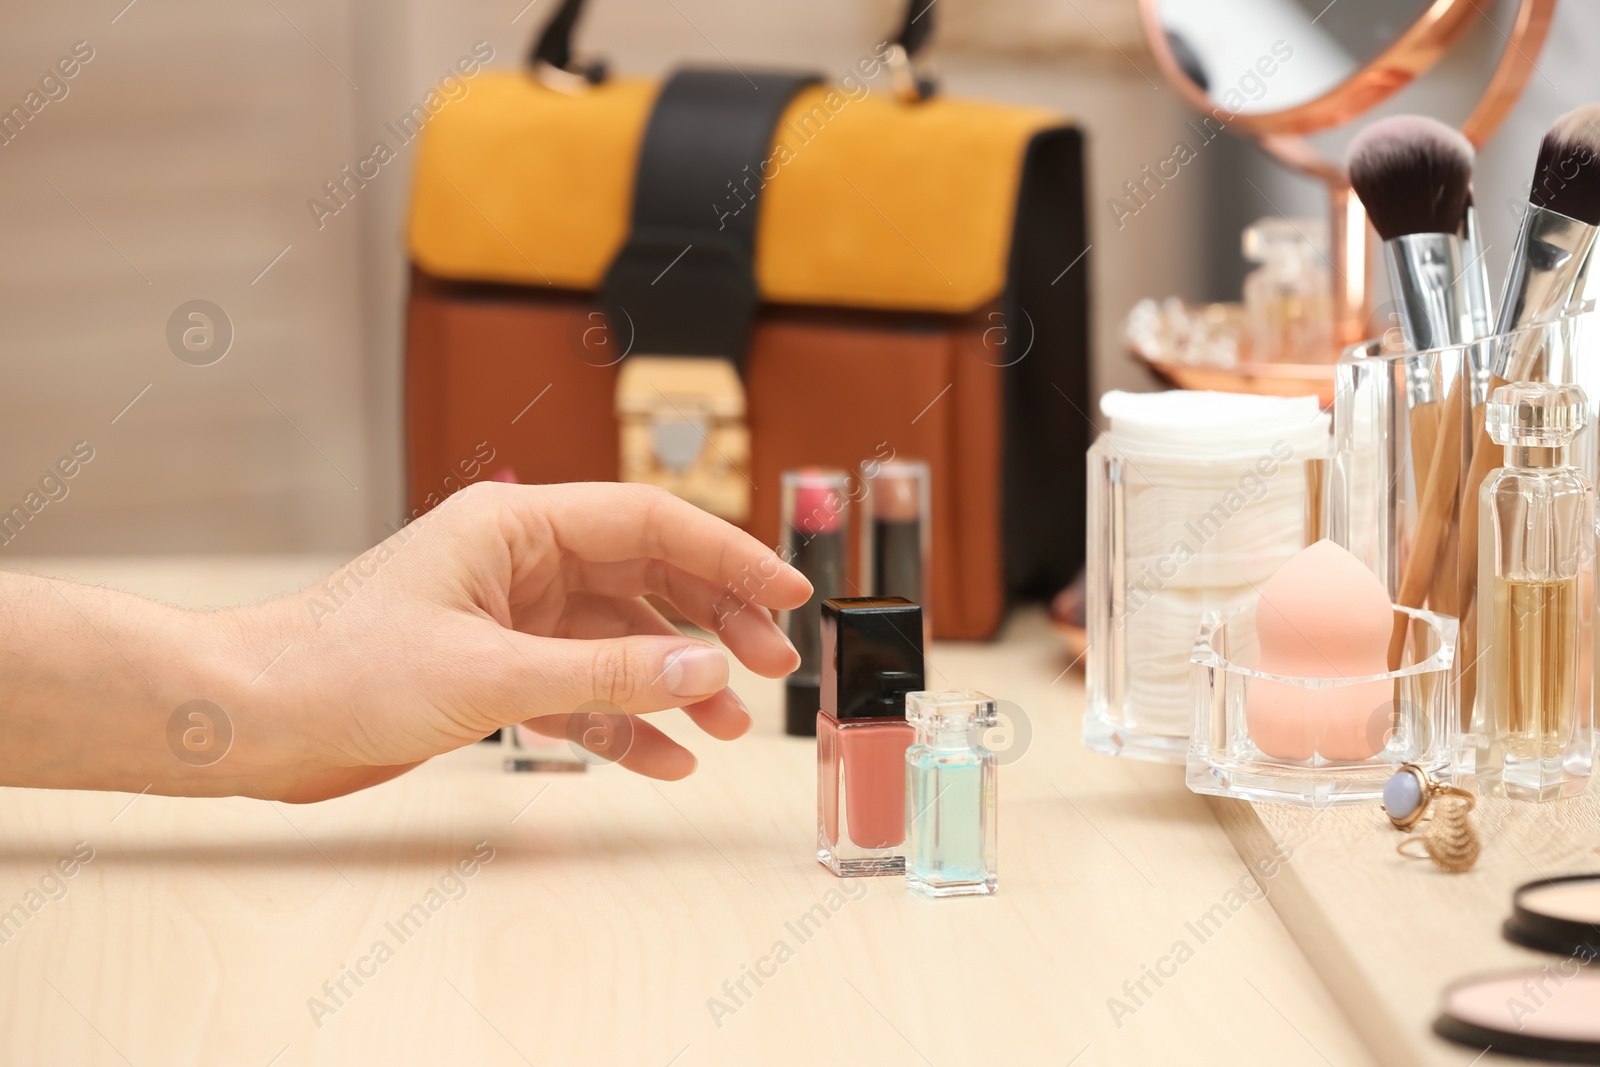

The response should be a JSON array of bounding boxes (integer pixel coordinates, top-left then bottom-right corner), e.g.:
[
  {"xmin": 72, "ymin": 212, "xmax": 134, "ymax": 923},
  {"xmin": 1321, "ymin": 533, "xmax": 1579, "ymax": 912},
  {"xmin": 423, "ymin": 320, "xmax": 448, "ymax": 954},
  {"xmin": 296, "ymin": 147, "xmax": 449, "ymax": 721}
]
[
  {"xmin": 1136, "ymin": 0, "xmax": 1556, "ymax": 348},
  {"xmin": 1138, "ymin": 0, "xmax": 1555, "ymax": 157}
]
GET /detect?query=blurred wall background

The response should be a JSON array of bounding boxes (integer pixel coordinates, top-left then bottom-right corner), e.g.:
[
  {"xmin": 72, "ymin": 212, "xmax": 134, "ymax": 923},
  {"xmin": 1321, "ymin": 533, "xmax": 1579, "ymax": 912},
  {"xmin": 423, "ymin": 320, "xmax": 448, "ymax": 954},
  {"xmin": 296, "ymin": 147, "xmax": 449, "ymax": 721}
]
[{"xmin": 3, "ymin": 0, "xmax": 1585, "ymax": 557}]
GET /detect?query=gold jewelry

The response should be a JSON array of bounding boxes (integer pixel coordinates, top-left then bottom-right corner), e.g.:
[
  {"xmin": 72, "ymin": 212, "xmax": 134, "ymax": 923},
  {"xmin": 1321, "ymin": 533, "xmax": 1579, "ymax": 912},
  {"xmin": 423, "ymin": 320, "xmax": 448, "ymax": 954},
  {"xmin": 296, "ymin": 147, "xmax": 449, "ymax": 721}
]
[
  {"xmin": 1397, "ymin": 796, "xmax": 1481, "ymax": 873},
  {"xmin": 1383, "ymin": 762, "xmax": 1475, "ymax": 832}
]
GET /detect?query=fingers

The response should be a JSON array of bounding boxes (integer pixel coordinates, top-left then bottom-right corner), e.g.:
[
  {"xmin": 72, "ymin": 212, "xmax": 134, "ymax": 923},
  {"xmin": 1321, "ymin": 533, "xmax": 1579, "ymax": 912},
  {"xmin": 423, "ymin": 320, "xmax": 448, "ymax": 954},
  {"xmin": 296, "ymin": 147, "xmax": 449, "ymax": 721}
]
[
  {"xmin": 504, "ymin": 483, "xmax": 812, "ymax": 612},
  {"xmin": 564, "ymin": 560, "xmax": 799, "ymax": 677},
  {"xmin": 499, "ymin": 631, "xmax": 730, "ymax": 719},
  {"xmin": 550, "ymin": 595, "xmax": 753, "ymax": 741},
  {"xmin": 677, "ymin": 689, "xmax": 752, "ymax": 742},
  {"xmin": 521, "ymin": 710, "xmax": 697, "ymax": 780}
]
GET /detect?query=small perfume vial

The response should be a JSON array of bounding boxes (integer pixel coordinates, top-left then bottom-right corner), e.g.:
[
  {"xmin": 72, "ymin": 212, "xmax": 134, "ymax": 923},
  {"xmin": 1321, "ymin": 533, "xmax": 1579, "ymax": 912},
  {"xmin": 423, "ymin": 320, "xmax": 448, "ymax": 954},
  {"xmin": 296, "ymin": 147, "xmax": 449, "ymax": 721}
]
[
  {"xmin": 905, "ymin": 690, "xmax": 998, "ymax": 898},
  {"xmin": 782, "ymin": 469, "xmax": 850, "ymax": 738},
  {"xmin": 817, "ymin": 597, "xmax": 924, "ymax": 877},
  {"xmin": 861, "ymin": 459, "xmax": 931, "ymax": 642},
  {"xmin": 1476, "ymin": 382, "xmax": 1595, "ymax": 801}
]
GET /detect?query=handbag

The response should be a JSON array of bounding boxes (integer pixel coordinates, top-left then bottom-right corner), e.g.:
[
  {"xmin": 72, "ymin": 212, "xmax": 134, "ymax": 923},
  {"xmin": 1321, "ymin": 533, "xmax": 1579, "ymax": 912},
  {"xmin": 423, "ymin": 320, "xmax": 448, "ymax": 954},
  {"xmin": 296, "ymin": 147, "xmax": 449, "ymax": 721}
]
[{"xmin": 403, "ymin": 0, "xmax": 1090, "ymax": 638}]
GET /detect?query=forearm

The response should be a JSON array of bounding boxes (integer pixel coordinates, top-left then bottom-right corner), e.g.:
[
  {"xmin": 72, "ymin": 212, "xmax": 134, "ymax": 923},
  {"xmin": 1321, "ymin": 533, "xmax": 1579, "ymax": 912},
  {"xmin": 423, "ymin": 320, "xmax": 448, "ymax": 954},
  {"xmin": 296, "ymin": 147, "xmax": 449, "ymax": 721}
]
[{"xmin": 0, "ymin": 570, "xmax": 271, "ymax": 796}]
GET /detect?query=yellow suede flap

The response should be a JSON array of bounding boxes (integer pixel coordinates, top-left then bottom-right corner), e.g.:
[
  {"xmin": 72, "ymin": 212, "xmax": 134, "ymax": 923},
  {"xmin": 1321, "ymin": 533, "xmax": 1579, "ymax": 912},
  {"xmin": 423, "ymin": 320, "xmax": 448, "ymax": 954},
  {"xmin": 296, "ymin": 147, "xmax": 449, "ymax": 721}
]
[{"xmin": 407, "ymin": 72, "xmax": 1065, "ymax": 313}]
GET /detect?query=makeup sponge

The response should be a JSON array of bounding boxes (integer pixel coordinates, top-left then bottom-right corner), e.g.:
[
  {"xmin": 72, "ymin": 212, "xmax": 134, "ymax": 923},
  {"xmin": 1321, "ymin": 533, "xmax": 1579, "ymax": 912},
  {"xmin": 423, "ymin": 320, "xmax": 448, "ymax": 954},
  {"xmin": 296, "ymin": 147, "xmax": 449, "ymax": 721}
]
[{"xmin": 1247, "ymin": 539, "xmax": 1396, "ymax": 761}]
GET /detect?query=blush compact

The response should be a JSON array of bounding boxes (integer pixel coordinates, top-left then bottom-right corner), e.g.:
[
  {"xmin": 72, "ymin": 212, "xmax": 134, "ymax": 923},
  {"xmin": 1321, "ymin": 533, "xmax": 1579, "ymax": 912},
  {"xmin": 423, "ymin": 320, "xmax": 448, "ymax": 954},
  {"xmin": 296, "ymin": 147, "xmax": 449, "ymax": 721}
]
[
  {"xmin": 1504, "ymin": 875, "xmax": 1600, "ymax": 959},
  {"xmin": 1435, "ymin": 970, "xmax": 1600, "ymax": 1062}
]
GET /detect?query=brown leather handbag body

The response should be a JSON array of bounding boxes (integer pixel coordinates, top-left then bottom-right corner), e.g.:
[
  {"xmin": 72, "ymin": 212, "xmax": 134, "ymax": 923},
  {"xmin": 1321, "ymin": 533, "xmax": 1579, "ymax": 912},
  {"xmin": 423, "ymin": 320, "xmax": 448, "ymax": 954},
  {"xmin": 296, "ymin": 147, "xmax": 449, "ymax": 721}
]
[{"xmin": 403, "ymin": 0, "xmax": 1090, "ymax": 639}]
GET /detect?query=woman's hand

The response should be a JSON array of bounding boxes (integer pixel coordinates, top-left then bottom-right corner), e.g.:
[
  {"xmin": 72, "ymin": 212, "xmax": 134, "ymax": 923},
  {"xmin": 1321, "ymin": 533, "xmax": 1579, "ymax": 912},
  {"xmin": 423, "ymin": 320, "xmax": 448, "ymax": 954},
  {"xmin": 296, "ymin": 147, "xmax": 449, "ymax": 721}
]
[
  {"xmin": 242, "ymin": 482, "xmax": 812, "ymax": 801},
  {"xmin": 0, "ymin": 483, "xmax": 810, "ymax": 803}
]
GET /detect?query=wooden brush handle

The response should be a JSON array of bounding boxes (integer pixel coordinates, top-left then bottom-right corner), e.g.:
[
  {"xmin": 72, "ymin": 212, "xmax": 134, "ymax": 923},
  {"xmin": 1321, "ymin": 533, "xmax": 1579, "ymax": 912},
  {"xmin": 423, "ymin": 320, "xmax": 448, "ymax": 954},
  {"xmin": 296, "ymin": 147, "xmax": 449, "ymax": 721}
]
[
  {"xmin": 1428, "ymin": 511, "xmax": 1460, "ymax": 619},
  {"xmin": 1456, "ymin": 375, "xmax": 1509, "ymax": 724},
  {"xmin": 1387, "ymin": 377, "xmax": 1465, "ymax": 668},
  {"xmin": 1409, "ymin": 399, "xmax": 1441, "ymax": 492},
  {"xmin": 1458, "ymin": 597, "xmax": 1479, "ymax": 732}
]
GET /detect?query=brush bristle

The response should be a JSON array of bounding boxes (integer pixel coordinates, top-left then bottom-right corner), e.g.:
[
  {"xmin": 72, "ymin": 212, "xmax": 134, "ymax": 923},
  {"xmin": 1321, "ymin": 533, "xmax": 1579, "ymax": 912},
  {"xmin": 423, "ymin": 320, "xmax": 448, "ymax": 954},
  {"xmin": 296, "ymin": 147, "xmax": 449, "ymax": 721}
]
[
  {"xmin": 1347, "ymin": 115, "xmax": 1474, "ymax": 241},
  {"xmin": 1530, "ymin": 103, "xmax": 1600, "ymax": 225}
]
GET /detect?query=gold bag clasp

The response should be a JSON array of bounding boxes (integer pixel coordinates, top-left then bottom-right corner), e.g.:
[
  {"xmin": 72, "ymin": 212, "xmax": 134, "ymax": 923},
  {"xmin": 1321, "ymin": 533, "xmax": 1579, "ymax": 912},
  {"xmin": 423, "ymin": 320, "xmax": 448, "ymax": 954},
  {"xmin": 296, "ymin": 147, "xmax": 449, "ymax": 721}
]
[{"xmin": 615, "ymin": 356, "xmax": 751, "ymax": 524}]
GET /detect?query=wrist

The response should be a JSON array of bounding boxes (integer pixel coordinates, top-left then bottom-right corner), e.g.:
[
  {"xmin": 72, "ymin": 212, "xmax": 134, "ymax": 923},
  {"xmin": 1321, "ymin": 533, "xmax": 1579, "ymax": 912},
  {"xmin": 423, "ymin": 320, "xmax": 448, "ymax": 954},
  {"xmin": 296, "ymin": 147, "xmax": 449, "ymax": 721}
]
[{"xmin": 0, "ymin": 570, "xmax": 294, "ymax": 798}]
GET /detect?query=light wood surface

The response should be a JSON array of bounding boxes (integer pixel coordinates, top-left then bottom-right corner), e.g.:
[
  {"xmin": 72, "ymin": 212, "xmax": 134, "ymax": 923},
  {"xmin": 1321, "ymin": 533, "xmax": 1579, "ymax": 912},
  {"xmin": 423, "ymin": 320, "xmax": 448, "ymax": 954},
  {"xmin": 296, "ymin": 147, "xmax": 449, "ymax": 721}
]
[
  {"xmin": 1215, "ymin": 788, "xmax": 1600, "ymax": 1067},
  {"xmin": 0, "ymin": 556, "xmax": 1378, "ymax": 1067}
]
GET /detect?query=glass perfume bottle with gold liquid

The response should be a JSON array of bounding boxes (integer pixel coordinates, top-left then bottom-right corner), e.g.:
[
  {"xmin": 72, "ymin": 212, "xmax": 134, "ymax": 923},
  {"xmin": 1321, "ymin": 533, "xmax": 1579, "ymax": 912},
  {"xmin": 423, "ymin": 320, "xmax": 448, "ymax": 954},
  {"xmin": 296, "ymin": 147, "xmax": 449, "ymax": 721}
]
[{"xmin": 1476, "ymin": 382, "xmax": 1594, "ymax": 801}]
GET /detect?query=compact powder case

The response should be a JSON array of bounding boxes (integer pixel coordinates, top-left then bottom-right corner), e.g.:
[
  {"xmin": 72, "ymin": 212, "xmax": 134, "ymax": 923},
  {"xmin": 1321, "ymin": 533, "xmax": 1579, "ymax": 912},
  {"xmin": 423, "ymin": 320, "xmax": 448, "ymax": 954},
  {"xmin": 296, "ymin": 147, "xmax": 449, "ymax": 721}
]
[
  {"xmin": 1505, "ymin": 875, "xmax": 1600, "ymax": 958},
  {"xmin": 1435, "ymin": 970, "xmax": 1600, "ymax": 1062}
]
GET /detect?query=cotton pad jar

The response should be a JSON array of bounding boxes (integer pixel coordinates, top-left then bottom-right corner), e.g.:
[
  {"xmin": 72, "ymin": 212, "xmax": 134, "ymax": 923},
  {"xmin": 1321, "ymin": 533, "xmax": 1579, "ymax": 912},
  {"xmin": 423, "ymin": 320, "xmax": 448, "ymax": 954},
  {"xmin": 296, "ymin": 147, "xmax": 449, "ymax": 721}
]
[{"xmin": 1084, "ymin": 389, "xmax": 1330, "ymax": 763}]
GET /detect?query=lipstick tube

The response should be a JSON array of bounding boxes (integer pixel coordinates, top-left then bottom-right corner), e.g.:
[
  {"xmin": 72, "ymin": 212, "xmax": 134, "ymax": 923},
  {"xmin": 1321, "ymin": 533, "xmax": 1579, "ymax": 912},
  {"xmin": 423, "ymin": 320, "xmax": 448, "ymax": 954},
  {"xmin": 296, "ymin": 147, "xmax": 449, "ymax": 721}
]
[
  {"xmin": 862, "ymin": 459, "xmax": 931, "ymax": 642},
  {"xmin": 817, "ymin": 597, "xmax": 925, "ymax": 877},
  {"xmin": 781, "ymin": 469, "xmax": 850, "ymax": 737}
]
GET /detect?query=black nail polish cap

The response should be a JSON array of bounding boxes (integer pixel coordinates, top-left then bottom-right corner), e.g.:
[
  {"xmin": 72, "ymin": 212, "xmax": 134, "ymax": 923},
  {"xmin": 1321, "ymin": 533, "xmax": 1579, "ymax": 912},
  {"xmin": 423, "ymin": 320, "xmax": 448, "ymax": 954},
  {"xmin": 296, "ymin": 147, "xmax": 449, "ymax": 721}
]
[{"xmin": 820, "ymin": 597, "xmax": 925, "ymax": 722}]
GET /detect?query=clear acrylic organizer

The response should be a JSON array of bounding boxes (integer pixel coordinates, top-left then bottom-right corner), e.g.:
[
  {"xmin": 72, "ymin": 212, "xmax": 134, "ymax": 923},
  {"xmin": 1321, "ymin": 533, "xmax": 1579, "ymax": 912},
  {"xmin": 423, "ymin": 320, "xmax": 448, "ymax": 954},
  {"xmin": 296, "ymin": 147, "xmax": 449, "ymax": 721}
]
[{"xmin": 1188, "ymin": 605, "xmax": 1457, "ymax": 805}]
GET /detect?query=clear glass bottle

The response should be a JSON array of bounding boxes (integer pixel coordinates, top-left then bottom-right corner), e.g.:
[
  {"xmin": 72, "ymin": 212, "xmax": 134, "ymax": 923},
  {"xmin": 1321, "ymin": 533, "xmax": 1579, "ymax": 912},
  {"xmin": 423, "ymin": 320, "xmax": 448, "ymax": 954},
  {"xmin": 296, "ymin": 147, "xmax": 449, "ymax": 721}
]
[
  {"xmin": 1476, "ymin": 382, "xmax": 1595, "ymax": 801},
  {"xmin": 817, "ymin": 597, "xmax": 924, "ymax": 877},
  {"xmin": 905, "ymin": 690, "xmax": 998, "ymax": 898},
  {"xmin": 1242, "ymin": 218, "xmax": 1332, "ymax": 363}
]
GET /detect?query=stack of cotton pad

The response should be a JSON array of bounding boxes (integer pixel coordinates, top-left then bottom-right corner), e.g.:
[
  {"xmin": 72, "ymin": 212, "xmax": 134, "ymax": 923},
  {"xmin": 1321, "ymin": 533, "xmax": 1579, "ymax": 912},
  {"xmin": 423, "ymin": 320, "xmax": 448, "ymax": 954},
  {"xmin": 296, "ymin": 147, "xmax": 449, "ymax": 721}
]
[{"xmin": 1099, "ymin": 389, "xmax": 1331, "ymax": 736}]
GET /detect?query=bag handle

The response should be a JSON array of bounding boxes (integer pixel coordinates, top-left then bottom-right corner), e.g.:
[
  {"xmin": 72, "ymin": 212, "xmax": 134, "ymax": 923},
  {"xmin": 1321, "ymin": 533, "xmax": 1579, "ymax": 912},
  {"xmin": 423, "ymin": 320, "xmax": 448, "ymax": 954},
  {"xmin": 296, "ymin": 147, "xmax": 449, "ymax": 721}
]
[{"xmin": 529, "ymin": 0, "xmax": 939, "ymax": 100}]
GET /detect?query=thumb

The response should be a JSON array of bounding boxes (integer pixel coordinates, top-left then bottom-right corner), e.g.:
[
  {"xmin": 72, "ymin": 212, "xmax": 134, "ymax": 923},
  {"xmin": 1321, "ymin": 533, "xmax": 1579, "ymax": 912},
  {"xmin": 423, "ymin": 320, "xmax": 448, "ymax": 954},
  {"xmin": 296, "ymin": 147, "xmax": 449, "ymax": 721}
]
[{"xmin": 501, "ymin": 633, "xmax": 731, "ymax": 719}]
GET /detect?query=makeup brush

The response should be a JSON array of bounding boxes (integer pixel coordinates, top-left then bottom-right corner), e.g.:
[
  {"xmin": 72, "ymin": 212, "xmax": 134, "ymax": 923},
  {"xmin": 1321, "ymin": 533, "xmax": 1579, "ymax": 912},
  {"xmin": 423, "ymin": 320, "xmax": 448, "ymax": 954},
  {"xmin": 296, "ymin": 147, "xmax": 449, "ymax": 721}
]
[
  {"xmin": 1496, "ymin": 104, "xmax": 1600, "ymax": 340},
  {"xmin": 1348, "ymin": 117, "xmax": 1479, "ymax": 667},
  {"xmin": 1459, "ymin": 190, "xmax": 1494, "ymax": 340},
  {"xmin": 1347, "ymin": 115, "xmax": 1476, "ymax": 352},
  {"xmin": 1541, "ymin": 108, "xmax": 1600, "ymax": 318}
]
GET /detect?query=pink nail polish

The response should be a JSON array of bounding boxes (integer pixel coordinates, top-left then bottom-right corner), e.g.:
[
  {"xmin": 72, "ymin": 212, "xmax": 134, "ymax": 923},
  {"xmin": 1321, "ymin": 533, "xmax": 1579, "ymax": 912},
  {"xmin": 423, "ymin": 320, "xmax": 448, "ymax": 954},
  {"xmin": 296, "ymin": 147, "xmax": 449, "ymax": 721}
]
[{"xmin": 816, "ymin": 597, "xmax": 924, "ymax": 878}]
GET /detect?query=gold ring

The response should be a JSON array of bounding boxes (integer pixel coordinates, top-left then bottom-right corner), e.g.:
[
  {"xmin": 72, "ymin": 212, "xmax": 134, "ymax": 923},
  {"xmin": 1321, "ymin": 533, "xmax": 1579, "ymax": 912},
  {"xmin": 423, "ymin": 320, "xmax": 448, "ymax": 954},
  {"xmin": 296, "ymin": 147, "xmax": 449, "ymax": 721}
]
[
  {"xmin": 1396, "ymin": 797, "xmax": 1481, "ymax": 874},
  {"xmin": 1383, "ymin": 762, "xmax": 1475, "ymax": 833},
  {"xmin": 1397, "ymin": 836, "xmax": 1431, "ymax": 860}
]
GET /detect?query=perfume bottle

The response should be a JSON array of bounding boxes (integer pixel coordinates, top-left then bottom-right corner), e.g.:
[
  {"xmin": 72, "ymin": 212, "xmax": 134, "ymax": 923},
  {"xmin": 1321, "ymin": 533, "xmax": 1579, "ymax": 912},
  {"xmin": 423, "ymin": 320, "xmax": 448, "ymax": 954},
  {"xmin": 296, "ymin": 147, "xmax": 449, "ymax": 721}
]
[
  {"xmin": 1476, "ymin": 382, "xmax": 1595, "ymax": 801},
  {"xmin": 817, "ymin": 597, "xmax": 924, "ymax": 877},
  {"xmin": 905, "ymin": 690, "xmax": 998, "ymax": 898},
  {"xmin": 1242, "ymin": 217, "xmax": 1332, "ymax": 362}
]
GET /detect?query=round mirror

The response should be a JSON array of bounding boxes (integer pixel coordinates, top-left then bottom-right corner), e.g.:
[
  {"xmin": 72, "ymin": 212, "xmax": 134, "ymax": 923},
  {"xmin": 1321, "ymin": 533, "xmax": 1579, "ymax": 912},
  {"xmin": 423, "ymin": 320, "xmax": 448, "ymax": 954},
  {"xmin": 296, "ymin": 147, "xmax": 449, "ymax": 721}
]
[
  {"xmin": 1140, "ymin": 0, "xmax": 1538, "ymax": 139},
  {"xmin": 1128, "ymin": 0, "xmax": 1556, "ymax": 388}
]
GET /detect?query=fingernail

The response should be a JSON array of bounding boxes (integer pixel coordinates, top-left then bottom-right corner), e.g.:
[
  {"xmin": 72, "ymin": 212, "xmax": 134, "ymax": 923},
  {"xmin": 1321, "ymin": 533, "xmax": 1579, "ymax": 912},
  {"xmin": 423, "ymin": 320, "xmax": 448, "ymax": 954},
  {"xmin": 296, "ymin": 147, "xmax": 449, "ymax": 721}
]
[
  {"xmin": 779, "ymin": 630, "xmax": 798, "ymax": 658},
  {"xmin": 662, "ymin": 645, "xmax": 729, "ymax": 698}
]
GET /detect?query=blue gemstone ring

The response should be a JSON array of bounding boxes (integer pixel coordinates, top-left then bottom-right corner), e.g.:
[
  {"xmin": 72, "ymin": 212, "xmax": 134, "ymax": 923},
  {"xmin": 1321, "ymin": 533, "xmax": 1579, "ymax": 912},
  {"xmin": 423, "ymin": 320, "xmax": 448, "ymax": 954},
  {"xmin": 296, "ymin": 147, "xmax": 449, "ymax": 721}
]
[{"xmin": 1382, "ymin": 763, "xmax": 1475, "ymax": 833}]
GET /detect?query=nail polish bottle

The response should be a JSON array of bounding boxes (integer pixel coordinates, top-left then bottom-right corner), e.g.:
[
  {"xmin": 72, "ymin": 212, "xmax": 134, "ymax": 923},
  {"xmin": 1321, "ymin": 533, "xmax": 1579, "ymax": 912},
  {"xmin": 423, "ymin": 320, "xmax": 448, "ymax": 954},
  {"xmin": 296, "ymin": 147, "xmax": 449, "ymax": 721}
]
[
  {"xmin": 905, "ymin": 690, "xmax": 998, "ymax": 897},
  {"xmin": 817, "ymin": 596, "xmax": 924, "ymax": 877},
  {"xmin": 782, "ymin": 469, "xmax": 851, "ymax": 738},
  {"xmin": 1475, "ymin": 382, "xmax": 1594, "ymax": 801}
]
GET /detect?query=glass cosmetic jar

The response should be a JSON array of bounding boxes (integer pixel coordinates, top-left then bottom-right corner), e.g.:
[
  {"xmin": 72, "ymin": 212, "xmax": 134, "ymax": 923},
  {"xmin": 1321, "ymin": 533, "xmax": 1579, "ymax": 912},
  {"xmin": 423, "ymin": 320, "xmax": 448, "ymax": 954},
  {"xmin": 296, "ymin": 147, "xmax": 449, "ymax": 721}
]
[{"xmin": 1084, "ymin": 390, "xmax": 1330, "ymax": 763}]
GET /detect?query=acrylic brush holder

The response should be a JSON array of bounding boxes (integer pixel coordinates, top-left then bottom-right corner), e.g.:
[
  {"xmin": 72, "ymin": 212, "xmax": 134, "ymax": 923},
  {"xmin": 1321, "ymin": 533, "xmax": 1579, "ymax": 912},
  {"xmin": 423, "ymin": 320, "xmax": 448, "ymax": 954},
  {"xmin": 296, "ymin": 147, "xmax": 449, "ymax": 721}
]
[
  {"xmin": 1330, "ymin": 311, "xmax": 1600, "ymax": 750},
  {"xmin": 1187, "ymin": 605, "xmax": 1457, "ymax": 806}
]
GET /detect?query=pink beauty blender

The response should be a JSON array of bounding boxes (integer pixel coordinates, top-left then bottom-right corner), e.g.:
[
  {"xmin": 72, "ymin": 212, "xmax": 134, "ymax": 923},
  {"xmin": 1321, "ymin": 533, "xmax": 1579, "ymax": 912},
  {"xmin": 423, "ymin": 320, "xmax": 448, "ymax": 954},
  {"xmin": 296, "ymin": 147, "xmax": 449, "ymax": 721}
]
[{"xmin": 1247, "ymin": 539, "xmax": 1396, "ymax": 761}]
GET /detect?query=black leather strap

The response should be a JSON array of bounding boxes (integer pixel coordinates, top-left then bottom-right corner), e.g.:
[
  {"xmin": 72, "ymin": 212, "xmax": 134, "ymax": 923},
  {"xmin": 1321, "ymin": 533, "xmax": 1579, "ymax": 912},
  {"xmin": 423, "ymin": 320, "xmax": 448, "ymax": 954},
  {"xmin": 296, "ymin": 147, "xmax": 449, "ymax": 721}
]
[
  {"xmin": 599, "ymin": 68, "xmax": 818, "ymax": 365},
  {"xmin": 531, "ymin": 0, "xmax": 936, "ymax": 87},
  {"xmin": 528, "ymin": 0, "xmax": 606, "ymax": 85},
  {"xmin": 893, "ymin": 0, "xmax": 939, "ymax": 60}
]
